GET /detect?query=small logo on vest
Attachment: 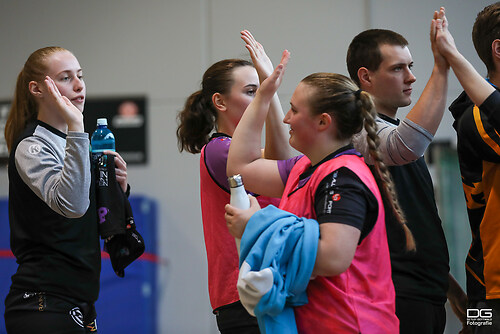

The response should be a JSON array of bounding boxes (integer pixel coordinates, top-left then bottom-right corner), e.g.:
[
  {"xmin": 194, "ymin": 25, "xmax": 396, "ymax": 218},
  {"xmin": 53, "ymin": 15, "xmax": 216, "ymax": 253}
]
[{"xmin": 332, "ymin": 194, "xmax": 341, "ymax": 201}]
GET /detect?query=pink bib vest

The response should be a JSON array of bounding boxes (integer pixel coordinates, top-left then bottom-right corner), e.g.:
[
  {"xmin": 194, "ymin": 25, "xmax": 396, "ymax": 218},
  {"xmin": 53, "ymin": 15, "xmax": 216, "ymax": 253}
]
[
  {"xmin": 200, "ymin": 145, "xmax": 279, "ymax": 310},
  {"xmin": 280, "ymin": 155, "xmax": 398, "ymax": 333}
]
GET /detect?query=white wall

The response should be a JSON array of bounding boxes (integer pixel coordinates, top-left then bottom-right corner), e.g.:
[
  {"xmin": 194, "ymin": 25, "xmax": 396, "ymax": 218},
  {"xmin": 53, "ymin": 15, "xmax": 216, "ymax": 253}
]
[{"xmin": 0, "ymin": 1, "xmax": 493, "ymax": 333}]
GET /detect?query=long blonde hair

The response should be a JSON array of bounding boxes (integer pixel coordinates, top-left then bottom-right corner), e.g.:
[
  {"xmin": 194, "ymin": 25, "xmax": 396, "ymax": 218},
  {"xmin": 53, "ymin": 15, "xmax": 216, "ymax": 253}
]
[
  {"xmin": 302, "ymin": 73, "xmax": 416, "ymax": 252},
  {"xmin": 4, "ymin": 46, "xmax": 67, "ymax": 151}
]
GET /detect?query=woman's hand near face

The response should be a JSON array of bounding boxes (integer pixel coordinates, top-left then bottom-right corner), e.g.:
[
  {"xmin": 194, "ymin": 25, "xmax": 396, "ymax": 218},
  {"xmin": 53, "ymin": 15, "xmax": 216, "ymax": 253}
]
[
  {"xmin": 44, "ymin": 76, "xmax": 84, "ymax": 132},
  {"xmin": 242, "ymin": 31, "xmax": 294, "ymax": 161},
  {"xmin": 225, "ymin": 50, "xmax": 290, "ymax": 197},
  {"xmin": 257, "ymin": 50, "xmax": 290, "ymax": 101},
  {"xmin": 225, "ymin": 195, "xmax": 261, "ymax": 239}
]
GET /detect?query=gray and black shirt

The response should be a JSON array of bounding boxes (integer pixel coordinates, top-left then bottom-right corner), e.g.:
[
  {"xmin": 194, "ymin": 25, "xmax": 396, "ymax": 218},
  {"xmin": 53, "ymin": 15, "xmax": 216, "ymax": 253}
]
[{"xmin": 8, "ymin": 120, "xmax": 100, "ymax": 303}]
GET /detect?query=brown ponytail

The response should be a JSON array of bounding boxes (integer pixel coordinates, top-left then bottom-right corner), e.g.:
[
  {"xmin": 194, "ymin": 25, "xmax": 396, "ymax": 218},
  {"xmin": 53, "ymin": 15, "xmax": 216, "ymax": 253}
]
[
  {"xmin": 301, "ymin": 73, "xmax": 416, "ymax": 252},
  {"xmin": 5, "ymin": 46, "xmax": 67, "ymax": 151},
  {"xmin": 176, "ymin": 90, "xmax": 217, "ymax": 153},
  {"xmin": 176, "ymin": 59, "xmax": 253, "ymax": 154}
]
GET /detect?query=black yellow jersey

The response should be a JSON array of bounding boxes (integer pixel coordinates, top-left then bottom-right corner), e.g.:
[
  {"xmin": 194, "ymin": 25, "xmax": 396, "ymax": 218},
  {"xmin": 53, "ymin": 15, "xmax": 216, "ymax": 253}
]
[{"xmin": 449, "ymin": 88, "xmax": 500, "ymax": 302}]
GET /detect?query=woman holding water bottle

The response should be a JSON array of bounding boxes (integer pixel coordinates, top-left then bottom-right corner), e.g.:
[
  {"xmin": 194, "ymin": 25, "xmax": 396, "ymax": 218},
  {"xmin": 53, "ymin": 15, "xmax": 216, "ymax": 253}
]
[
  {"xmin": 3, "ymin": 46, "xmax": 127, "ymax": 333},
  {"xmin": 176, "ymin": 31, "xmax": 292, "ymax": 333}
]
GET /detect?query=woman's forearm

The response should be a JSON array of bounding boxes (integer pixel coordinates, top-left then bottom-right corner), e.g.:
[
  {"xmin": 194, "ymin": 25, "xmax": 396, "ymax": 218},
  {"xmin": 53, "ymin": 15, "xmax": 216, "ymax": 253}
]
[
  {"xmin": 264, "ymin": 94, "xmax": 293, "ymax": 160},
  {"xmin": 227, "ymin": 94, "xmax": 272, "ymax": 177}
]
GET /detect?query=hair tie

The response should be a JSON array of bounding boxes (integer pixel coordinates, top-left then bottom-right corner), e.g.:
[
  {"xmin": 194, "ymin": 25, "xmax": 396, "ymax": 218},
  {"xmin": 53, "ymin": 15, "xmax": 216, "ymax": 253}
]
[{"xmin": 354, "ymin": 89, "xmax": 363, "ymax": 99}]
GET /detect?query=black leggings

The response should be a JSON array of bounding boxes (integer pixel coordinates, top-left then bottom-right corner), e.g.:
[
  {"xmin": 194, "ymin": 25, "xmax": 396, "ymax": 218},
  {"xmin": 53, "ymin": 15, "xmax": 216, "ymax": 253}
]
[
  {"xmin": 4, "ymin": 290, "xmax": 97, "ymax": 334},
  {"xmin": 396, "ymin": 296, "xmax": 446, "ymax": 334}
]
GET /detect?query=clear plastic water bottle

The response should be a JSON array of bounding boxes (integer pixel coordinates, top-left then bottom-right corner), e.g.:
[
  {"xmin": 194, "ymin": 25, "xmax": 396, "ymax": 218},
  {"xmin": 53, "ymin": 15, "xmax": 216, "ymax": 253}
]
[
  {"xmin": 228, "ymin": 174, "xmax": 250, "ymax": 256},
  {"xmin": 91, "ymin": 118, "xmax": 115, "ymax": 153}
]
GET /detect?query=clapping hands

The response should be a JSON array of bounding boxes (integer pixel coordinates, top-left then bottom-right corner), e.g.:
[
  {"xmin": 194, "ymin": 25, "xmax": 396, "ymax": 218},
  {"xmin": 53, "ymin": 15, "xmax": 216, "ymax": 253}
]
[
  {"xmin": 241, "ymin": 30, "xmax": 275, "ymax": 82},
  {"xmin": 431, "ymin": 7, "xmax": 458, "ymax": 64},
  {"xmin": 256, "ymin": 49, "xmax": 290, "ymax": 101}
]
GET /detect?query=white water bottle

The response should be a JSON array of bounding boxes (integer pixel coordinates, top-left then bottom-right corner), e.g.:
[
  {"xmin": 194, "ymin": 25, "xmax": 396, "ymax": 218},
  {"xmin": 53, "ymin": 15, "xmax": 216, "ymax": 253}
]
[{"xmin": 228, "ymin": 174, "xmax": 250, "ymax": 256}]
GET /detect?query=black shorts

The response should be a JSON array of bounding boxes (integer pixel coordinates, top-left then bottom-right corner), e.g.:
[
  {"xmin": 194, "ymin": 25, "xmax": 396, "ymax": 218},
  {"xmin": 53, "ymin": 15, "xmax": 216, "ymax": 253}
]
[
  {"xmin": 214, "ymin": 301, "xmax": 260, "ymax": 334},
  {"xmin": 4, "ymin": 289, "xmax": 97, "ymax": 334}
]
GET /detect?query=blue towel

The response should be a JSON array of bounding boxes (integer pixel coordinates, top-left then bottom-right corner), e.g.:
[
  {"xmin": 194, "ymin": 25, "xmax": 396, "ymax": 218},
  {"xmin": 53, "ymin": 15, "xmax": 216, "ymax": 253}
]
[{"xmin": 238, "ymin": 205, "xmax": 319, "ymax": 334}]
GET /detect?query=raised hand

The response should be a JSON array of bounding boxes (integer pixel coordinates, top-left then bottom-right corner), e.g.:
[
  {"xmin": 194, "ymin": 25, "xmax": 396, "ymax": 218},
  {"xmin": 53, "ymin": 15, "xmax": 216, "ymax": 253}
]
[
  {"xmin": 44, "ymin": 76, "xmax": 84, "ymax": 132},
  {"xmin": 432, "ymin": 7, "xmax": 459, "ymax": 62},
  {"xmin": 257, "ymin": 50, "xmax": 290, "ymax": 101},
  {"xmin": 431, "ymin": 7, "xmax": 494, "ymax": 106},
  {"xmin": 241, "ymin": 30, "xmax": 274, "ymax": 82},
  {"xmin": 430, "ymin": 7, "xmax": 450, "ymax": 70},
  {"xmin": 242, "ymin": 32, "xmax": 294, "ymax": 161}
]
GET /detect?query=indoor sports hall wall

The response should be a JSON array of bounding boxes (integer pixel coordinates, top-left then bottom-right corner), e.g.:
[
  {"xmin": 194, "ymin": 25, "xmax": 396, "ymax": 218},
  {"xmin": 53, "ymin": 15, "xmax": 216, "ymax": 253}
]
[{"xmin": 0, "ymin": 1, "xmax": 492, "ymax": 332}]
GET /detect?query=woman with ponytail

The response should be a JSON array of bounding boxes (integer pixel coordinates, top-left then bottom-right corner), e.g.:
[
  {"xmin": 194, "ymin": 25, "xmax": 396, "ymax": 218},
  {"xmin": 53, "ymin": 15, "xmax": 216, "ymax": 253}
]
[
  {"xmin": 4, "ymin": 47, "xmax": 128, "ymax": 333},
  {"xmin": 224, "ymin": 52, "xmax": 410, "ymax": 332},
  {"xmin": 176, "ymin": 31, "xmax": 291, "ymax": 333}
]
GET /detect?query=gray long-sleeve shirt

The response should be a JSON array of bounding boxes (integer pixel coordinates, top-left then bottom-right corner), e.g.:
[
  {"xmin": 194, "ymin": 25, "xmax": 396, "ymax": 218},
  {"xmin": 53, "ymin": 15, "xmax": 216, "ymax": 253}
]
[
  {"xmin": 14, "ymin": 124, "xmax": 90, "ymax": 217},
  {"xmin": 353, "ymin": 117, "xmax": 433, "ymax": 166}
]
